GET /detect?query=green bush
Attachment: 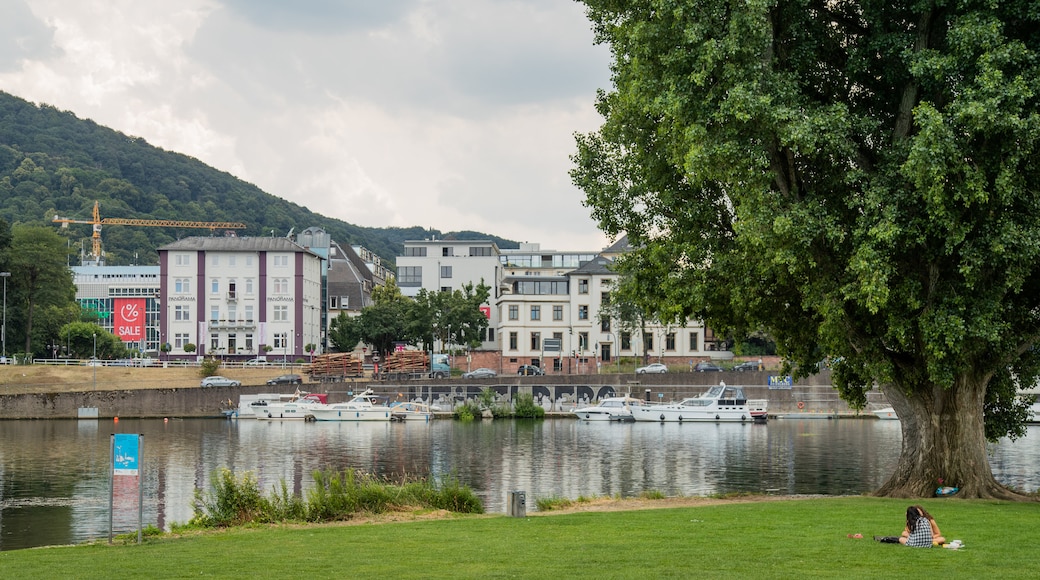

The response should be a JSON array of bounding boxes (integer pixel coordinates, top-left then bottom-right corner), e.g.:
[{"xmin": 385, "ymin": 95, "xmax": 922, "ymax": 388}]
[
  {"xmin": 454, "ymin": 400, "xmax": 481, "ymax": 421},
  {"xmin": 198, "ymin": 358, "xmax": 220, "ymax": 378},
  {"xmin": 512, "ymin": 392, "xmax": 545, "ymax": 419}
]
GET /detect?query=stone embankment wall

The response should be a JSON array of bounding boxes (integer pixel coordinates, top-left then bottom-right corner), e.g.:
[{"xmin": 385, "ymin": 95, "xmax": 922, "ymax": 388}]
[{"xmin": 0, "ymin": 371, "xmax": 889, "ymax": 419}]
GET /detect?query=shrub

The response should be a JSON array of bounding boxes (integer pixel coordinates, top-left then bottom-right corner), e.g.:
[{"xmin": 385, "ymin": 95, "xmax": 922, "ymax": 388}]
[
  {"xmin": 190, "ymin": 468, "xmax": 267, "ymax": 527},
  {"xmin": 199, "ymin": 358, "xmax": 220, "ymax": 378},
  {"xmin": 454, "ymin": 400, "xmax": 481, "ymax": 421},
  {"xmin": 512, "ymin": 393, "xmax": 545, "ymax": 419}
]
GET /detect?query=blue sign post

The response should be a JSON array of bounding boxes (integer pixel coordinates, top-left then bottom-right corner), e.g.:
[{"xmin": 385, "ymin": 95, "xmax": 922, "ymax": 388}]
[{"xmin": 110, "ymin": 433, "xmax": 143, "ymax": 544}]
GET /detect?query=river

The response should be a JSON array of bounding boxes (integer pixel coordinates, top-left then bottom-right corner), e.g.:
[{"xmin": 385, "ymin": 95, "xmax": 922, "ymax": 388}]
[{"xmin": 1, "ymin": 417, "xmax": 1038, "ymax": 551}]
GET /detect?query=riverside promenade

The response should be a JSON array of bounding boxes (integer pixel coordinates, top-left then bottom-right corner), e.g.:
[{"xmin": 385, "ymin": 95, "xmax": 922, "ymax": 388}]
[{"xmin": 0, "ymin": 367, "xmax": 889, "ymax": 419}]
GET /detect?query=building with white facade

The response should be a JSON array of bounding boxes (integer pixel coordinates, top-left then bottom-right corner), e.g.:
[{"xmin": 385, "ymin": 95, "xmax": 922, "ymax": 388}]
[
  {"xmin": 396, "ymin": 239, "xmax": 502, "ymax": 348},
  {"xmin": 397, "ymin": 239, "xmax": 724, "ymax": 373},
  {"xmin": 158, "ymin": 237, "xmax": 323, "ymax": 361}
]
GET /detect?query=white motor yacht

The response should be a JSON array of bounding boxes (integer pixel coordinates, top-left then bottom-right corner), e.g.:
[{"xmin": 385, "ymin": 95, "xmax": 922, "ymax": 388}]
[
  {"xmin": 572, "ymin": 396, "xmax": 647, "ymax": 422},
  {"xmin": 309, "ymin": 389, "xmax": 393, "ymax": 422},
  {"xmin": 632, "ymin": 383, "xmax": 767, "ymax": 423}
]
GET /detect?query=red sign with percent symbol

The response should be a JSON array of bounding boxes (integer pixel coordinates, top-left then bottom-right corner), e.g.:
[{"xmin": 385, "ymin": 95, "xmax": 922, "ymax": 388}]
[{"xmin": 114, "ymin": 298, "xmax": 146, "ymax": 341}]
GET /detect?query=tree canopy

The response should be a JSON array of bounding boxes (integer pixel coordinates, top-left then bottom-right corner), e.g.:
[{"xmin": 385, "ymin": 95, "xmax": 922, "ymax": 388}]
[{"xmin": 573, "ymin": 0, "xmax": 1040, "ymax": 499}]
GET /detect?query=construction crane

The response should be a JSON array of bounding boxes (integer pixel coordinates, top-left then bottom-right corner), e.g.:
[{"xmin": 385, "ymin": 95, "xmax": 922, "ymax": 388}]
[{"xmin": 53, "ymin": 200, "xmax": 247, "ymax": 265}]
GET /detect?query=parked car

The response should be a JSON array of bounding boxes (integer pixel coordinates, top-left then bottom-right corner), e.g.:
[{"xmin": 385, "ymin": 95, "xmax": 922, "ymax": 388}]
[
  {"xmin": 694, "ymin": 362, "xmax": 724, "ymax": 372},
  {"xmin": 518, "ymin": 365, "xmax": 544, "ymax": 376},
  {"xmin": 243, "ymin": 358, "xmax": 268, "ymax": 366},
  {"xmin": 732, "ymin": 361, "xmax": 761, "ymax": 372},
  {"xmin": 463, "ymin": 368, "xmax": 497, "ymax": 379},
  {"xmin": 636, "ymin": 363, "xmax": 668, "ymax": 374},
  {"xmin": 266, "ymin": 374, "xmax": 302, "ymax": 385},
  {"xmin": 200, "ymin": 376, "xmax": 241, "ymax": 387}
]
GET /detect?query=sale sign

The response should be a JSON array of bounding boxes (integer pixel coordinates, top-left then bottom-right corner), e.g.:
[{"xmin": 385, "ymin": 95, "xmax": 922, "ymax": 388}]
[{"xmin": 114, "ymin": 298, "xmax": 146, "ymax": 341}]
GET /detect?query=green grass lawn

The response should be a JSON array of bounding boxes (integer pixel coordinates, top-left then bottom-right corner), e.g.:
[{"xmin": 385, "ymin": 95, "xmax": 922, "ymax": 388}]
[{"xmin": 1, "ymin": 497, "xmax": 1037, "ymax": 578}]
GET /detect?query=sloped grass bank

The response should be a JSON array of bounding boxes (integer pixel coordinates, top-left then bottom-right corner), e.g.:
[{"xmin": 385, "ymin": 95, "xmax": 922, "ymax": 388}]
[{"xmin": 1, "ymin": 497, "xmax": 1037, "ymax": 578}]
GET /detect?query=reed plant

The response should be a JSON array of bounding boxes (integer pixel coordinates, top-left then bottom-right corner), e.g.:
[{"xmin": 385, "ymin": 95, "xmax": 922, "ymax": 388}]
[{"xmin": 187, "ymin": 467, "xmax": 483, "ymax": 529}]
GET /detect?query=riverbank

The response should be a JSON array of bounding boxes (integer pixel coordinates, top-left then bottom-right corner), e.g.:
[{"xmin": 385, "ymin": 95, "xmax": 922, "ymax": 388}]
[{"xmin": 0, "ymin": 496, "xmax": 1032, "ymax": 577}]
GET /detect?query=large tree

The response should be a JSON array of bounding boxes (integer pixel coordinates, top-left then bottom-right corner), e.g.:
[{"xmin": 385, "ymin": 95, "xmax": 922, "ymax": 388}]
[
  {"xmin": 4, "ymin": 224, "xmax": 75, "ymax": 357},
  {"xmin": 573, "ymin": 1, "xmax": 1040, "ymax": 499}
]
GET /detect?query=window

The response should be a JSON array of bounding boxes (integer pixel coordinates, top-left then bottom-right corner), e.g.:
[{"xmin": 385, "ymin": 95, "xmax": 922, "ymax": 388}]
[
  {"xmin": 398, "ymin": 266, "xmax": 422, "ymax": 287},
  {"xmin": 578, "ymin": 279, "xmax": 589, "ymax": 294},
  {"xmin": 644, "ymin": 333, "xmax": 654, "ymax": 352},
  {"xmin": 174, "ymin": 333, "xmax": 189, "ymax": 348},
  {"xmin": 175, "ymin": 254, "xmax": 189, "ymax": 266},
  {"xmin": 440, "ymin": 286, "xmax": 451, "ymax": 293},
  {"xmin": 578, "ymin": 305, "xmax": 588, "ymax": 320},
  {"xmin": 246, "ymin": 255, "xmax": 253, "ymax": 266},
  {"xmin": 274, "ymin": 255, "xmax": 289, "ymax": 267},
  {"xmin": 600, "ymin": 318, "xmax": 610, "ymax": 332},
  {"xmin": 211, "ymin": 279, "xmax": 219, "ymax": 294},
  {"xmin": 245, "ymin": 305, "xmax": 254, "ymax": 322},
  {"xmin": 512, "ymin": 280, "xmax": 569, "ymax": 295},
  {"xmin": 440, "ymin": 265, "xmax": 452, "ymax": 279},
  {"xmin": 530, "ymin": 332, "xmax": 541, "ymax": 350},
  {"xmin": 487, "ymin": 328, "xmax": 495, "ymax": 342},
  {"xmin": 689, "ymin": 332, "xmax": 699, "ymax": 351},
  {"xmin": 273, "ymin": 332, "xmax": 287, "ymax": 349},
  {"xmin": 229, "ymin": 255, "xmax": 236, "ymax": 266},
  {"xmin": 246, "ymin": 278, "xmax": 254, "ymax": 294},
  {"xmin": 621, "ymin": 332, "xmax": 631, "ymax": 350},
  {"xmin": 530, "ymin": 305, "xmax": 541, "ymax": 321},
  {"xmin": 228, "ymin": 281, "xmax": 237, "ymax": 299},
  {"xmin": 228, "ymin": 333, "xmax": 237, "ymax": 352},
  {"xmin": 601, "ymin": 291, "xmax": 610, "ymax": 305},
  {"xmin": 174, "ymin": 278, "xmax": 190, "ymax": 293},
  {"xmin": 579, "ymin": 332, "xmax": 589, "ymax": 352},
  {"xmin": 228, "ymin": 307, "xmax": 237, "ymax": 321},
  {"xmin": 174, "ymin": 305, "xmax": 189, "ymax": 321},
  {"xmin": 210, "ymin": 333, "xmax": 219, "ymax": 350},
  {"xmin": 553, "ymin": 305, "xmax": 563, "ymax": 321},
  {"xmin": 509, "ymin": 332, "xmax": 518, "ymax": 350},
  {"xmin": 273, "ymin": 305, "xmax": 288, "ymax": 322},
  {"xmin": 469, "ymin": 246, "xmax": 492, "ymax": 257},
  {"xmin": 211, "ymin": 255, "xmax": 219, "ymax": 266},
  {"xmin": 404, "ymin": 247, "xmax": 427, "ymax": 257},
  {"xmin": 442, "ymin": 247, "xmax": 453, "ymax": 257},
  {"xmin": 508, "ymin": 305, "xmax": 519, "ymax": 320},
  {"xmin": 329, "ymin": 296, "xmax": 339, "ymax": 309},
  {"xmin": 245, "ymin": 333, "xmax": 254, "ymax": 351},
  {"xmin": 666, "ymin": 333, "xmax": 676, "ymax": 351},
  {"xmin": 273, "ymin": 278, "xmax": 289, "ymax": 294},
  {"xmin": 210, "ymin": 306, "xmax": 219, "ymax": 323}
]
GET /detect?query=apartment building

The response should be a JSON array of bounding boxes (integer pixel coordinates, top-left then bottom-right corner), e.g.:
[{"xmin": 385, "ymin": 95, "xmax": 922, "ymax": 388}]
[
  {"xmin": 71, "ymin": 265, "xmax": 161, "ymax": 356},
  {"xmin": 396, "ymin": 238, "xmax": 502, "ymax": 349},
  {"xmin": 157, "ymin": 237, "xmax": 323, "ymax": 360}
]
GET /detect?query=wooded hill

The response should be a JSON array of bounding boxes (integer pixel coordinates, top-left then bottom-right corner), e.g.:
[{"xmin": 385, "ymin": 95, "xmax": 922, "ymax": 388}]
[{"xmin": 0, "ymin": 91, "xmax": 517, "ymax": 266}]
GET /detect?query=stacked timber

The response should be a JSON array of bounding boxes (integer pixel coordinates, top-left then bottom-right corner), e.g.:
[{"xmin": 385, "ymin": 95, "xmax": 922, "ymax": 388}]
[
  {"xmin": 381, "ymin": 351, "xmax": 429, "ymax": 378},
  {"xmin": 305, "ymin": 353, "xmax": 363, "ymax": 380}
]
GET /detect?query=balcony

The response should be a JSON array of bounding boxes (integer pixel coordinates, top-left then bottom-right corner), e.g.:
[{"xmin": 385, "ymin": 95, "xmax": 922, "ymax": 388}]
[
  {"xmin": 227, "ymin": 291, "xmax": 237, "ymax": 302},
  {"xmin": 207, "ymin": 319, "xmax": 256, "ymax": 331}
]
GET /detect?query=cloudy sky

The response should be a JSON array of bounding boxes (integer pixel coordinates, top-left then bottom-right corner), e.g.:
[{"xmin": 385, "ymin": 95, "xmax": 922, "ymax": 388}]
[{"xmin": 0, "ymin": 0, "xmax": 614, "ymax": 251}]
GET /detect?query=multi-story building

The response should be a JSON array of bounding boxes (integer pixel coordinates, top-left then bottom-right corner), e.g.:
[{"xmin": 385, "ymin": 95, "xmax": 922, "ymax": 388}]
[
  {"xmin": 157, "ymin": 237, "xmax": 323, "ymax": 361},
  {"xmin": 71, "ymin": 265, "xmax": 161, "ymax": 357},
  {"xmin": 397, "ymin": 238, "xmax": 725, "ymax": 372},
  {"xmin": 396, "ymin": 238, "xmax": 502, "ymax": 348}
]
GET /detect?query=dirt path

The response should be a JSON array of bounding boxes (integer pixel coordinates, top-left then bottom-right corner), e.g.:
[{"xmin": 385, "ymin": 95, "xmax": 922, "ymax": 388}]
[{"xmin": 0, "ymin": 364, "xmax": 298, "ymax": 394}]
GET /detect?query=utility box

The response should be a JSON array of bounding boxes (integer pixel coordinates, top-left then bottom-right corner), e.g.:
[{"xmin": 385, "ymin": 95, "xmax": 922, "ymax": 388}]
[{"xmin": 508, "ymin": 490, "xmax": 526, "ymax": 518}]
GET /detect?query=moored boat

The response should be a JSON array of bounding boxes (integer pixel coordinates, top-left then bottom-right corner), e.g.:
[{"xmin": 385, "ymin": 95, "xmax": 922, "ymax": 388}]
[
  {"xmin": 572, "ymin": 396, "xmax": 647, "ymax": 422},
  {"xmin": 252, "ymin": 391, "xmax": 328, "ymax": 420},
  {"xmin": 632, "ymin": 383, "xmax": 767, "ymax": 423},
  {"xmin": 309, "ymin": 389, "xmax": 392, "ymax": 422},
  {"xmin": 389, "ymin": 401, "xmax": 435, "ymax": 422}
]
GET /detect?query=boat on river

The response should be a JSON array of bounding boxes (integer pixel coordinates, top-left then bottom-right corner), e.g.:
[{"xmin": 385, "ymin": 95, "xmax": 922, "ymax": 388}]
[
  {"xmin": 572, "ymin": 396, "xmax": 647, "ymax": 422},
  {"xmin": 632, "ymin": 383, "xmax": 767, "ymax": 423},
  {"xmin": 309, "ymin": 389, "xmax": 393, "ymax": 422},
  {"xmin": 252, "ymin": 391, "xmax": 328, "ymax": 420},
  {"xmin": 389, "ymin": 401, "xmax": 435, "ymax": 422}
]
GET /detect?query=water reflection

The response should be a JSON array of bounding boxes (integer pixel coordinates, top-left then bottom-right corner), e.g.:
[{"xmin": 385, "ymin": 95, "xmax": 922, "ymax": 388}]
[{"xmin": 0, "ymin": 418, "xmax": 1037, "ymax": 551}]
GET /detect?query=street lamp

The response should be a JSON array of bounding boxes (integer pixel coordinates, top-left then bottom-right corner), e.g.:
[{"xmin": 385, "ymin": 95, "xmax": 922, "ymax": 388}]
[
  {"xmin": 0, "ymin": 271, "xmax": 9, "ymax": 362},
  {"xmin": 92, "ymin": 332, "xmax": 97, "ymax": 391}
]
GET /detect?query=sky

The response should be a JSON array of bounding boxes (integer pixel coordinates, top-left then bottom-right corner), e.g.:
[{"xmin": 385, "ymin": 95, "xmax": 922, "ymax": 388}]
[{"xmin": 0, "ymin": 0, "xmax": 615, "ymax": 251}]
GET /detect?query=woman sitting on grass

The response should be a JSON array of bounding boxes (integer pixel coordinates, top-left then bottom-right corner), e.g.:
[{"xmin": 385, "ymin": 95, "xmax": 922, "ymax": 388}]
[{"xmin": 899, "ymin": 505, "xmax": 945, "ymax": 547}]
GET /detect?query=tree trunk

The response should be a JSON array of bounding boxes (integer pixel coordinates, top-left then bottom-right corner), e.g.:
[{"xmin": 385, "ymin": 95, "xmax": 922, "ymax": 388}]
[{"xmin": 874, "ymin": 374, "xmax": 1027, "ymax": 500}]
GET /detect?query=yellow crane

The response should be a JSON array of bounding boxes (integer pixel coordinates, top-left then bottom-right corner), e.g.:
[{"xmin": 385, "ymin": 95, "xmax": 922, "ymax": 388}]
[{"xmin": 53, "ymin": 200, "xmax": 247, "ymax": 264}]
